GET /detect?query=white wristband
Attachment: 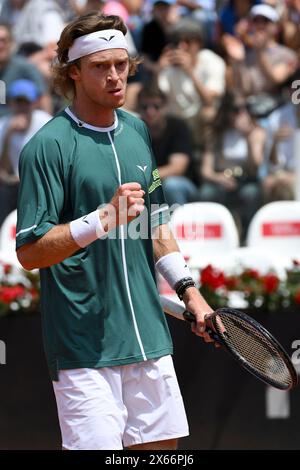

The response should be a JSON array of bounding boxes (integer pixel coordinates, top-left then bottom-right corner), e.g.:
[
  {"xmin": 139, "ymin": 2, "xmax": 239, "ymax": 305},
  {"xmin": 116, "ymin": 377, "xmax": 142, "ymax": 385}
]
[
  {"xmin": 155, "ymin": 252, "xmax": 192, "ymax": 289},
  {"xmin": 70, "ymin": 210, "xmax": 106, "ymax": 248}
]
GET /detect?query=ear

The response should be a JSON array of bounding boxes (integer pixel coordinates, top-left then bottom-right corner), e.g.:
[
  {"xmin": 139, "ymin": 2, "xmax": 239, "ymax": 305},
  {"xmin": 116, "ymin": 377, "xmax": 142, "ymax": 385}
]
[{"xmin": 68, "ymin": 63, "xmax": 81, "ymax": 82}]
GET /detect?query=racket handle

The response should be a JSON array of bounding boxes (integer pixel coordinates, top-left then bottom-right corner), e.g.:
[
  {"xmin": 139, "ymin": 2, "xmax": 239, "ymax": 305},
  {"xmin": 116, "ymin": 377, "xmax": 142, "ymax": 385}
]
[
  {"xmin": 159, "ymin": 295, "xmax": 220, "ymax": 341},
  {"xmin": 183, "ymin": 310, "xmax": 220, "ymax": 341}
]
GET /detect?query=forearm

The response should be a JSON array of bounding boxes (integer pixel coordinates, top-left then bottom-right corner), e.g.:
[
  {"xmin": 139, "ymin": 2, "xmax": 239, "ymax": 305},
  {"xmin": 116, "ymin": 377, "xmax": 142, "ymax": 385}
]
[
  {"xmin": 17, "ymin": 184, "xmax": 145, "ymax": 270},
  {"xmin": 231, "ymin": 62, "xmax": 252, "ymax": 95},
  {"xmin": 257, "ymin": 51, "xmax": 289, "ymax": 85},
  {"xmin": 152, "ymin": 224, "xmax": 179, "ymax": 262},
  {"xmin": 191, "ymin": 73, "xmax": 217, "ymax": 106},
  {"xmin": 17, "ymin": 224, "xmax": 79, "ymax": 270}
]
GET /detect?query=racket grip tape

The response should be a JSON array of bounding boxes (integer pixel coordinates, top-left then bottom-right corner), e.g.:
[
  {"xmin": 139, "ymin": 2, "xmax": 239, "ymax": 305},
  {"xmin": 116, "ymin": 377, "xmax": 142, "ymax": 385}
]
[{"xmin": 183, "ymin": 310, "xmax": 220, "ymax": 341}]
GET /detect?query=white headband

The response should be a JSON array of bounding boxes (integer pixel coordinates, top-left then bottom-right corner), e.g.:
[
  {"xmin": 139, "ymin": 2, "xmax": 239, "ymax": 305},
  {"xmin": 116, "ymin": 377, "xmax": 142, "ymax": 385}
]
[{"xmin": 67, "ymin": 29, "xmax": 129, "ymax": 63}]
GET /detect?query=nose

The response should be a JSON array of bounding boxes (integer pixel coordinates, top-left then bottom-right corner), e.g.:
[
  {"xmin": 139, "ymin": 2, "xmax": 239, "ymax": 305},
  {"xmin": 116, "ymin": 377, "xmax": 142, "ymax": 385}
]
[{"xmin": 107, "ymin": 65, "xmax": 119, "ymax": 82}]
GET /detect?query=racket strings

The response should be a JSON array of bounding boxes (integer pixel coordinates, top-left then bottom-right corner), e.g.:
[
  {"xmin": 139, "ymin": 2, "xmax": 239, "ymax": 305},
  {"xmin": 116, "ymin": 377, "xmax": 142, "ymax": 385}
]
[{"xmin": 213, "ymin": 314, "xmax": 293, "ymax": 387}]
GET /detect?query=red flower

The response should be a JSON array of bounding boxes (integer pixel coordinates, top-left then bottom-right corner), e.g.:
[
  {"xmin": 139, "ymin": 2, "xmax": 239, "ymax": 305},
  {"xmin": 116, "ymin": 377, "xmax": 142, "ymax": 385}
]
[
  {"xmin": 225, "ymin": 277, "xmax": 238, "ymax": 290},
  {"xmin": 294, "ymin": 290, "xmax": 300, "ymax": 305},
  {"xmin": 0, "ymin": 285, "xmax": 26, "ymax": 304},
  {"xmin": 30, "ymin": 288, "xmax": 39, "ymax": 300},
  {"xmin": 241, "ymin": 269, "xmax": 260, "ymax": 280},
  {"xmin": 200, "ymin": 265, "xmax": 226, "ymax": 289},
  {"xmin": 262, "ymin": 274, "xmax": 279, "ymax": 294},
  {"xmin": 3, "ymin": 264, "xmax": 12, "ymax": 275}
]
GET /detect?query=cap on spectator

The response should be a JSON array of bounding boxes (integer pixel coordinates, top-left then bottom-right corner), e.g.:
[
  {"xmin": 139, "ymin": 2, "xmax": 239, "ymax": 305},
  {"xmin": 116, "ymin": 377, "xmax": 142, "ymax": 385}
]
[
  {"xmin": 8, "ymin": 79, "xmax": 39, "ymax": 102},
  {"xmin": 250, "ymin": 4, "xmax": 280, "ymax": 23},
  {"xmin": 152, "ymin": 0, "xmax": 176, "ymax": 5}
]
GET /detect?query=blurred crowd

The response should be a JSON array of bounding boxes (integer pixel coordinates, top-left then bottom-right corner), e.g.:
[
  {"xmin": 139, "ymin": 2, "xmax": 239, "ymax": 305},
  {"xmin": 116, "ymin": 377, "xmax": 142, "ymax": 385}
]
[{"xmin": 0, "ymin": 0, "xmax": 299, "ymax": 242}]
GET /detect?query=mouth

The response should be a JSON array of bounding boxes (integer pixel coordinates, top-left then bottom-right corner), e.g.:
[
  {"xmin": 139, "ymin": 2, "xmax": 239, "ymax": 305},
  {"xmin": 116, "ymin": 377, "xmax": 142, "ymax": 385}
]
[{"xmin": 108, "ymin": 88, "xmax": 123, "ymax": 96}]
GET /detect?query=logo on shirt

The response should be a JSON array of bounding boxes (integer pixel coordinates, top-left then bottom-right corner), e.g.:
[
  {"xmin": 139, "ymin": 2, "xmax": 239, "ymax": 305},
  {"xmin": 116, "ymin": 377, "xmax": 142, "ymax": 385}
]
[
  {"xmin": 99, "ymin": 35, "xmax": 115, "ymax": 42},
  {"xmin": 137, "ymin": 165, "xmax": 148, "ymax": 173},
  {"xmin": 82, "ymin": 216, "xmax": 89, "ymax": 224}
]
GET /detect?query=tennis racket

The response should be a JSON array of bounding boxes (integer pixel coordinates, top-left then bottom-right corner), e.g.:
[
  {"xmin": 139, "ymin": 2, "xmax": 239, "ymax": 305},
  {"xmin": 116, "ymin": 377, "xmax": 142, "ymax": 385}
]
[{"xmin": 160, "ymin": 295, "xmax": 298, "ymax": 391}]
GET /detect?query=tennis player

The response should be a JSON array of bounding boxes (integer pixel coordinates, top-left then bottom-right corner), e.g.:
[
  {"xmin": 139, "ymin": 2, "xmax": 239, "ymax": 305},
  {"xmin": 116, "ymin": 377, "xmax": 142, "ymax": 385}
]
[{"xmin": 16, "ymin": 13, "xmax": 214, "ymax": 450}]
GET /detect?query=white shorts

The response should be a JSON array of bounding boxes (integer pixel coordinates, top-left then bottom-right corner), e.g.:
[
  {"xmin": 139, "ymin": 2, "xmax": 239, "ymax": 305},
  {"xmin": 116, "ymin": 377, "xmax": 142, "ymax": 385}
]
[{"xmin": 52, "ymin": 355, "xmax": 189, "ymax": 450}]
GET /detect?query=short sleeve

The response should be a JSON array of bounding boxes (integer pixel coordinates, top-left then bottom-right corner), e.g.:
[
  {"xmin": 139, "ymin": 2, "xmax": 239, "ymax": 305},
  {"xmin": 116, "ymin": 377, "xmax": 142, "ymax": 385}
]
[{"xmin": 16, "ymin": 135, "xmax": 65, "ymax": 250}]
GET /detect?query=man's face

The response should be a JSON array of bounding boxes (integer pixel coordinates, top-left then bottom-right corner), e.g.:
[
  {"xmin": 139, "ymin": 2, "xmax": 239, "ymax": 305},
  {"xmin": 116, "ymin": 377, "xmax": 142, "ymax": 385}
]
[
  {"xmin": 139, "ymin": 98, "xmax": 166, "ymax": 128},
  {"xmin": 10, "ymin": 97, "xmax": 33, "ymax": 115},
  {"xmin": 251, "ymin": 15, "xmax": 276, "ymax": 37},
  {"xmin": 0, "ymin": 26, "xmax": 12, "ymax": 63},
  {"xmin": 69, "ymin": 49, "xmax": 129, "ymax": 110}
]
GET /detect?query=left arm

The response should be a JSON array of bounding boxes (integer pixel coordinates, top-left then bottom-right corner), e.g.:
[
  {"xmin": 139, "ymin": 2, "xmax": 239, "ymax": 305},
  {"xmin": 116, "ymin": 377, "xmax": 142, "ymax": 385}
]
[{"xmin": 153, "ymin": 223, "xmax": 214, "ymax": 341}]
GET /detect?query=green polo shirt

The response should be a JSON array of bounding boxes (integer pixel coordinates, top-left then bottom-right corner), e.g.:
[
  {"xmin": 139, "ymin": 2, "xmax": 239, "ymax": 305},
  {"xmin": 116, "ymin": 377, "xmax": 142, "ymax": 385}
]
[{"xmin": 16, "ymin": 107, "xmax": 173, "ymax": 380}]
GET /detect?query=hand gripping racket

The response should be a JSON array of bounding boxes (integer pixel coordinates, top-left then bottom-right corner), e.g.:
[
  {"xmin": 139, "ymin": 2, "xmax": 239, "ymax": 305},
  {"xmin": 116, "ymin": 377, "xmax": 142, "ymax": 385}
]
[{"xmin": 160, "ymin": 295, "xmax": 298, "ymax": 391}]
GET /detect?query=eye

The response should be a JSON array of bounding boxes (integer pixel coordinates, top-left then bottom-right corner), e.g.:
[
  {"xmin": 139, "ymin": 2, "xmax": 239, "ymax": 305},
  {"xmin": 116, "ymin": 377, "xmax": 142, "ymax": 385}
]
[
  {"xmin": 116, "ymin": 60, "xmax": 128, "ymax": 71},
  {"xmin": 96, "ymin": 63, "xmax": 106, "ymax": 69}
]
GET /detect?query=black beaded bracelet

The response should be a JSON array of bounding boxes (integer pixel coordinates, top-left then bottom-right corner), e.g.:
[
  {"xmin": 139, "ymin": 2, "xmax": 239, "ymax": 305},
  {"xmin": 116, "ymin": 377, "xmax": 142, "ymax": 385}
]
[{"xmin": 174, "ymin": 277, "xmax": 196, "ymax": 301}]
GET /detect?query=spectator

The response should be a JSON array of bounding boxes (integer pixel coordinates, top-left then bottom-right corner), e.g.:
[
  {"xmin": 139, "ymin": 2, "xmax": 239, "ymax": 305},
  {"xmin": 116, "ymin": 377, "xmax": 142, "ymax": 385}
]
[
  {"xmin": 140, "ymin": 0, "xmax": 178, "ymax": 77},
  {"xmin": 177, "ymin": 0, "xmax": 218, "ymax": 46},
  {"xmin": 13, "ymin": 0, "xmax": 65, "ymax": 48},
  {"xmin": 224, "ymin": 4, "xmax": 298, "ymax": 179},
  {"xmin": 158, "ymin": 17, "xmax": 226, "ymax": 149},
  {"xmin": 0, "ymin": 0, "xmax": 27, "ymax": 28},
  {"xmin": 0, "ymin": 22, "xmax": 51, "ymax": 115},
  {"xmin": 218, "ymin": 0, "xmax": 259, "ymax": 37},
  {"xmin": 68, "ymin": 0, "xmax": 105, "ymax": 16},
  {"xmin": 137, "ymin": 82, "xmax": 198, "ymax": 205},
  {"xmin": 0, "ymin": 79, "xmax": 52, "ymax": 225},
  {"xmin": 281, "ymin": 0, "xmax": 300, "ymax": 58},
  {"xmin": 198, "ymin": 92, "xmax": 265, "ymax": 241}
]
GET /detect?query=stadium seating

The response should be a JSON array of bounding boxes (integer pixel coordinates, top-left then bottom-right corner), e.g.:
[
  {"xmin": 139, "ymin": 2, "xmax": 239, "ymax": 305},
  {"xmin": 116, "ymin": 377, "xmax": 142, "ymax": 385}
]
[
  {"xmin": 246, "ymin": 201, "xmax": 300, "ymax": 268},
  {"xmin": 0, "ymin": 209, "xmax": 19, "ymax": 266},
  {"xmin": 170, "ymin": 202, "xmax": 239, "ymax": 270}
]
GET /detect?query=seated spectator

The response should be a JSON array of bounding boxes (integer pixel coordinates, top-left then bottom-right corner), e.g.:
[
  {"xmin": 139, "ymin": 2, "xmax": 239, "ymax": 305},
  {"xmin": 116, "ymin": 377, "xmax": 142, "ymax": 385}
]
[
  {"xmin": 158, "ymin": 17, "xmax": 226, "ymax": 149},
  {"xmin": 0, "ymin": 22, "xmax": 51, "ymax": 115},
  {"xmin": 218, "ymin": 0, "xmax": 259, "ymax": 37},
  {"xmin": 281, "ymin": 0, "xmax": 300, "ymax": 59},
  {"xmin": 137, "ymin": 83, "xmax": 198, "ymax": 206},
  {"xmin": 13, "ymin": 0, "xmax": 65, "ymax": 48},
  {"xmin": 0, "ymin": 0, "xmax": 27, "ymax": 29},
  {"xmin": 198, "ymin": 92, "xmax": 265, "ymax": 241},
  {"xmin": 0, "ymin": 79, "xmax": 52, "ymax": 226},
  {"xmin": 68, "ymin": 0, "xmax": 105, "ymax": 17},
  {"xmin": 223, "ymin": 4, "xmax": 298, "ymax": 178},
  {"xmin": 177, "ymin": 0, "xmax": 218, "ymax": 46},
  {"xmin": 217, "ymin": 0, "xmax": 264, "ymax": 53},
  {"xmin": 140, "ymin": 0, "xmax": 178, "ymax": 77}
]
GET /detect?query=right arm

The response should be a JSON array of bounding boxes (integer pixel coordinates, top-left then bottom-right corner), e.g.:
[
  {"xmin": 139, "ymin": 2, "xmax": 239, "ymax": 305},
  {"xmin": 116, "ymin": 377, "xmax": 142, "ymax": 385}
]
[{"xmin": 17, "ymin": 183, "xmax": 145, "ymax": 270}]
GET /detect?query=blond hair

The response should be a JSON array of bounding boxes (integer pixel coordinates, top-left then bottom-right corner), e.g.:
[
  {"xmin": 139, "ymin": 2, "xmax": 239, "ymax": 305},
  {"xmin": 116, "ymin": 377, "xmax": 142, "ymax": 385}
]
[{"xmin": 52, "ymin": 13, "xmax": 140, "ymax": 100}]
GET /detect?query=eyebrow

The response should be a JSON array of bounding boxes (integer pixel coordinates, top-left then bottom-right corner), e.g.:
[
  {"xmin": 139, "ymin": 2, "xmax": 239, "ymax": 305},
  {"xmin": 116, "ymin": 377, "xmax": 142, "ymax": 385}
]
[{"xmin": 89, "ymin": 56, "xmax": 129, "ymax": 65}]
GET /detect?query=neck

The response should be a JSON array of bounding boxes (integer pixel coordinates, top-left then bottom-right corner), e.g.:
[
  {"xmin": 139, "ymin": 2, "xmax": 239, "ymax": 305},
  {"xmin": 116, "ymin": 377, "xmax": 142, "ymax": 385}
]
[{"xmin": 71, "ymin": 98, "xmax": 115, "ymax": 128}]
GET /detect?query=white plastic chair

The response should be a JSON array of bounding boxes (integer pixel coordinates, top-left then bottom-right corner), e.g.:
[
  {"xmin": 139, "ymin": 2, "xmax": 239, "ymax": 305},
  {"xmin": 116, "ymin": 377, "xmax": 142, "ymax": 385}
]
[
  {"xmin": 0, "ymin": 209, "xmax": 19, "ymax": 266},
  {"xmin": 246, "ymin": 201, "xmax": 300, "ymax": 267},
  {"xmin": 170, "ymin": 202, "xmax": 239, "ymax": 269},
  {"xmin": 217, "ymin": 247, "xmax": 287, "ymax": 280}
]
